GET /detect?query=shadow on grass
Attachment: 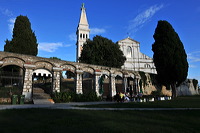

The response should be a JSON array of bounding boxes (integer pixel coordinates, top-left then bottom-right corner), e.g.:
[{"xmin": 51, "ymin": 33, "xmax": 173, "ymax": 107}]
[{"xmin": 0, "ymin": 109, "xmax": 200, "ymax": 133}]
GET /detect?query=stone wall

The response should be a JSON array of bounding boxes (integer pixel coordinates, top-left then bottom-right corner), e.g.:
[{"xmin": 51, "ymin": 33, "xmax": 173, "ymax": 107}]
[
  {"xmin": 0, "ymin": 51, "xmax": 141, "ymax": 100},
  {"xmin": 177, "ymin": 79, "xmax": 199, "ymax": 96},
  {"xmin": 140, "ymin": 73, "xmax": 199, "ymax": 96},
  {"xmin": 1, "ymin": 51, "xmax": 198, "ymax": 100}
]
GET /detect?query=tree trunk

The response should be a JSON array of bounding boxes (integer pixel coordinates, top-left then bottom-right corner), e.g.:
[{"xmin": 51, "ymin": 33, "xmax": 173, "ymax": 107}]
[{"xmin": 171, "ymin": 83, "xmax": 177, "ymax": 98}]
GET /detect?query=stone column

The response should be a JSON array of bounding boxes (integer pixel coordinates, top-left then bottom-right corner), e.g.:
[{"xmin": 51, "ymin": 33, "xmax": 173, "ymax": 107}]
[
  {"xmin": 135, "ymin": 76, "xmax": 140, "ymax": 95},
  {"xmin": 22, "ymin": 64, "xmax": 35, "ymax": 100},
  {"xmin": 75, "ymin": 70, "xmax": 83, "ymax": 94},
  {"xmin": 52, "ymin": 67, "xmax": 62, "ymax": 92},
  {"xmin": 94, "ymin": 71, "xmax": 101, "ymax": 96},
  {"xmin": 0, "ymin": 61, "xmax": 2, "ymax": 87},
  {"xmin": 123, "ymin": 75, "xmax": 128, "ymax": 93},
  {"xmin": 110, "ymin": 74, "xmax": 116, "ymax": 97}
]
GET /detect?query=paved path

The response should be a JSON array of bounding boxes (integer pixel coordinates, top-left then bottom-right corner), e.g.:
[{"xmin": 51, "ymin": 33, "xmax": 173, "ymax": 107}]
[{"xmin": 0, "ymin": 102, "xmax": 200, "ymax": 111}]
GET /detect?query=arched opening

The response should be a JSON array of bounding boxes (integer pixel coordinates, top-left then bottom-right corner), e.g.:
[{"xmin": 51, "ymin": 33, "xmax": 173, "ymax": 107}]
[
  {"xmin": 82, "ymin": 72, "xmax": 94, "ymax": 94},
  {"xmin": 115, "ymin": 75, "xmax": 124, "ymax": 93},
  {"xmin": 99, "ymin": 74, "xmax": 111, "ymax": 99},
  {"xmin": 127, "ymin": 77, "xmax": 136, "ymax": 97},
  {"xmin": 32, "ymin": 69, "xmax": 53, "ymax": 97},
  {"xmin": 0, "ymin": 65, "xmax": 24, "ymax": 98},
  {"xmin": 61, "ymin": 70, "xmax": 75, "ymax": 92}
]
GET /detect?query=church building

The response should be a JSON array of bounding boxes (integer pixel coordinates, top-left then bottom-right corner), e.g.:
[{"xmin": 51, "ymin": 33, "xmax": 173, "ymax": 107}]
[
  {"xmin": 76, "ymin": 4, "xmax": 156, "ymax": 74},
  {"xmin": 118, "ymin": 38, "xmax": 156, "ymax": 74}
]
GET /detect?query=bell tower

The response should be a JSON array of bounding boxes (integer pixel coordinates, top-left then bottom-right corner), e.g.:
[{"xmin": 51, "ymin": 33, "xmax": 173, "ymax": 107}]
[{"xmin": 76, "ymin": 3, "xmax": 90, "ymax": 62}]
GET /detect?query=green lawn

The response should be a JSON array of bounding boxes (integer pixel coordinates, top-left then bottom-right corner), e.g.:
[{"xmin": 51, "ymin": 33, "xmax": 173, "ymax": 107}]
[
  {"xmin": 80, "ymin": 96, "xmax": 200, "ymax": 108},
  {"xmin": 0, "ymin": 109, "xmax": 199, "ymax": 133},
  {"xmin": 0, "ymin": 96, "xmax": 200, "ymax": 133}
]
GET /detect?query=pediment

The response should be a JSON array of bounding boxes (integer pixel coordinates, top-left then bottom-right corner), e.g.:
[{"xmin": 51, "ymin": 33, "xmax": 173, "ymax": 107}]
[{"xmin": 118, "ymin": 37, "xmax": 140, "ymax": 44}]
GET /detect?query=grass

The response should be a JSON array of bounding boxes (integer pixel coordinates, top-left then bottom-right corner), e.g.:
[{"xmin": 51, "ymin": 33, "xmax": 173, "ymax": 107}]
[
  {"xmin": 0, "ymin": 96, "xmax": 200, "ymax": 132},
  {"xmin": 0, "ymin": 109, "xmax": 199, "ymax": 133},
  {"xmin": 79, "ymin": 95, "xmax": 200, "ymax": 108}
]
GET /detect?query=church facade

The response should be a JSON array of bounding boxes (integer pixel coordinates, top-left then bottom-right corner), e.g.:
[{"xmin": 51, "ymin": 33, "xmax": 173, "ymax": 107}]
[
  {"xmin": 118, "ymin": 38, "xmax": 156, "ymax": 74},
  {"xmin": 76, "ymin": 4, "xmax": 156, "ymax": 74}
]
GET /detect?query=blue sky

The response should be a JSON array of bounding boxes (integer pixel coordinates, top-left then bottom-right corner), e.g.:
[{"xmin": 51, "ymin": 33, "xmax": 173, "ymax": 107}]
[{"xmin": 0, "ymin": 0, "xmax": 200, "ymax": 82}]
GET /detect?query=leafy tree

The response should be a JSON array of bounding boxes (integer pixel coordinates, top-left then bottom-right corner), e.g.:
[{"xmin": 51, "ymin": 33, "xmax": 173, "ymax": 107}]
[
  {"xmin": 152, "ymin": 20, "xmax": 188, "ymax": 98},
  {"xmin": 4, "ymin": 15, "xmax": 38, "ymax": 56},
  {"xmin": 66, "ymin": 71, "xmax": 75, "ymax": 79},
  {"xmin": 79, "ymin": 35, "xmax": 126, "ymax": 68},
  {"xmin": 4, "ymin": 39, "xmax": 12, "ymax": 52},
  {"xmin": 50, "ymin": 57, "xmax": 61, "ymax": 60}
]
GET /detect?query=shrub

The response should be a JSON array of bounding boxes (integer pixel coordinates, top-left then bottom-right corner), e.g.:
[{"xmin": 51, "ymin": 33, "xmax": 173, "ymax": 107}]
[
  {"xmin": 51, "ymin": 91, "xmax": 74, "ymax": 103},
  {"xmin": 52, "ymin": 91, "xmax": 101, "ymax": 103},
  {"xmin": 151, "ymin": 89, "xmax": 162, "ymax": 96}
]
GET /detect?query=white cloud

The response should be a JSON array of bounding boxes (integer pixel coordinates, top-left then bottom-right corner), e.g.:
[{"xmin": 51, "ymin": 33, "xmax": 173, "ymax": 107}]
[
  {"xmin": 64, "ymin": 44, "xmax": 72, "ymax": 47},
  {"xmin": 90, "ymin": 28, "xmax": 106, "ymax": 35},
  {"xmin": 8, "ymin": 18, "xmax": 15, "ymax": 33},
  {"xmin": 189, "ymin": 64, "xmax": 197, "ymax": 68},
  {"xmin": 187, "ymin": 51, "xmax": 200, "ymax": 63},
  {"xmin": 128, "ymin": 4, "xmax": 164, "ymax": 34},
  {"xmin": 69, "ymin": 33, "xmax": 76, "ymax": 41},
  {"xmin": 39, "ymin": 42, "xmax": 65, "ymax": 52},
  {"xmin": 0, "ymin": 8, "xmax": 15, "ymax": 34},
  {"xmin": 187, "ymin": 51, "xmax": 200, "ymax": 70},
  {"xmin": 0, "ymin": 8, "xmax": 13, "ymax": 17}
]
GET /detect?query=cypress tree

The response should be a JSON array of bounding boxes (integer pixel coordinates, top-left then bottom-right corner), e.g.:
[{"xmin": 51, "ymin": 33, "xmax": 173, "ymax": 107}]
[
  {"xmin": 152, "ymin": 20, "xmax": 188, "ymax": 97},
  {"xmin": 4, "ymin": 15, "xmax": 38, "ymax": 56}
]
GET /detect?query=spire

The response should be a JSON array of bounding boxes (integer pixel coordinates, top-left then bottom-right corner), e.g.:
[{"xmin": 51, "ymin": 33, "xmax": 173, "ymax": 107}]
[
  {"xmin": 76, "ymin": 3, "xmax": 90, "ymax": 62},
  {"xmin": 82, "ymin": 3, "xmax": 85, "ymax": 8},
  {"xmin": 79, "ymin": 3, "xmax": 88, "ymax": 26}
]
